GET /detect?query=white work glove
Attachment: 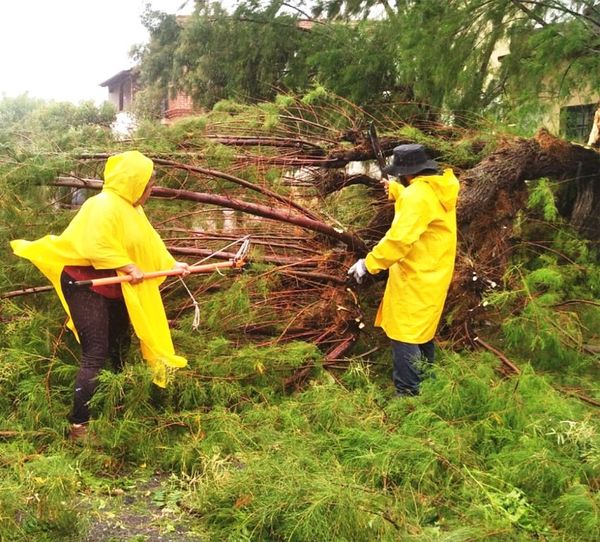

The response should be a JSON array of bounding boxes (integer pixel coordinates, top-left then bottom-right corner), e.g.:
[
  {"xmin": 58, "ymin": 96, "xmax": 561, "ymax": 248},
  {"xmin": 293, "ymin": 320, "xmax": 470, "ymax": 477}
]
[
  {"xmin": 173, "ymin": 261, "xmax": 191, "ymax": 277},
  {"xmin": 347, "ymin": 258, "xmax": 368, "ymax": 284}
]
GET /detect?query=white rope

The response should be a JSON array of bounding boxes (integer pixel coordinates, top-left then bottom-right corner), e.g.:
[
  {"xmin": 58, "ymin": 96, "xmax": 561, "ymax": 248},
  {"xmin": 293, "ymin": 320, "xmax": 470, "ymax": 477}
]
[
  {"xmin": 190, "ymin": 235, "xmax": 250, "ymax": 267},
  {"xmin": 178, "ymin": 277, "xmax": 201, "ymax": 330},
  {"xmin": 179, "ymin": 235, "xmax": 249, "ymax": 330}
]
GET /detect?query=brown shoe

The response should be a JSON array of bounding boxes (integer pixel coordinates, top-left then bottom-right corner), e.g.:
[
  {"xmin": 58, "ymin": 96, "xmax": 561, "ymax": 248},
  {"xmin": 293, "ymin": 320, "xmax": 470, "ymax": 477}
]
[{"xmin": 69, "ymin": 423, "xmax": 88, "ymax": 441}]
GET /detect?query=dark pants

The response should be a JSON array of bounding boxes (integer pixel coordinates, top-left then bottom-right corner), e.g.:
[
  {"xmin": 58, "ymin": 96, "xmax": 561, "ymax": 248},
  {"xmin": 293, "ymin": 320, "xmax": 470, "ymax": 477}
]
[
  {"xmin": 391, "ymin": 339, "xmax": 435, "ymax": 396},
  {"xmin": 60, "ymin": 271, "xmax": 131, "ymax": 424}
]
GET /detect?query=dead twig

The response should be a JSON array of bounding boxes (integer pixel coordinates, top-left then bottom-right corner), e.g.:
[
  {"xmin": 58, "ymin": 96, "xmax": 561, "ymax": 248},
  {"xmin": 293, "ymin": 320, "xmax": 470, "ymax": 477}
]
[
  {"xmin": 557, "ymin": 387, "xmax": 600, "ymax": 408},
  {"xmin": 473, "ymin": 336, "xmax": 521, "ymax": 375},
  {"xmin": 1, "ymin": 285, "xmax": 54, "ymax": 298}
]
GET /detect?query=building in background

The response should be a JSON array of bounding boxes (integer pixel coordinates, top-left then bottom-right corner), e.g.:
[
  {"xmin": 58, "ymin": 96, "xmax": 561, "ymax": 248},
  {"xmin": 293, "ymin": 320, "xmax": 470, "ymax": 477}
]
[
  {"xmin": 100, "ymin": 68, "xmax": 196, "ymax": 127},
  {"xmin": 556, "ymin": 94, "xmax": 599, "ymax": 144},
  {"xmin": 100, "ymin": 69, "xmax": 138, "ymax": 113},
  {"xmin": 489, "ymin": 39, "xmax": 598, "ymax": 144}
]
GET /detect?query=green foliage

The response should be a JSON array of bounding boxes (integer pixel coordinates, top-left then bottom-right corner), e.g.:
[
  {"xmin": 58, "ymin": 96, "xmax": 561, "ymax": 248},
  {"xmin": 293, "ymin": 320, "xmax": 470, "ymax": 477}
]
[
  {"xmin": 257, "ymin": 102, "xmax": 280, "ymax": 130},
  {"xmin": 304, "ymin": 21, "xmax": 400, "ymax": 106},
  {"xmin": 137, "ymin": 2, "xmax": 312, "ymax": 109},
  {"xmin": 501, "ymin": 14, "xmax": 600, "ymax": 121},
  {"xmin": 397, "ymin": 125, "xmax": 497, "ymax": 168},
  {"xmin": 202, "ymin": 279, "xmax": 254, "ymax": 332},
  {"xmin": 134, "ymin": 1, "xmax": 600, "ymax": 133},
  {"xmin": 1, "ymin": 306, "xmax": 598, "ymax": 540},
  {"xmin": 203, "ymin": 142, "xmax": 236, "ymax": 170},
  {"xmin": 275, "ymin": 93, "xmax": 296, "ymax": 108},
  {"xmin": 482, "ymin": 178, "xmax": 600, "ymax": 375},
  {"xmin": 525, "ymin": 267, "xmax": 564, "ymax": 291},
  {"xmin": 0, "ymin": 95, "xmax": 115, "ymax": 131},
  {"xmin": 130, "ymin": 120, "xmax": 177, "ymax": 153},
  {"xmin": 497, "ymin": 270, "xmax": 589, "ymax": 371},
  {"xmin": 0, "ymin": 95, "xmax": 116, "ymax": 155},
  {"xmin": 553, "ymin": 484, "xmax": 600, "ymax": 540},
  {"xmin": 323, "ymin": 184, "xmax": 376, "ymax": 230},
  {"xmin": 300, "ymin": 85, "xmax": 330, "ymax": 105},
  {"xmin": 133, "ymin": 9, "xmax": 182, "ymax": 93},
  {"xmin": 212, "ymin": 99, "xmax": 248, "ymax": 114},
  {"xmin": 99, "ymin": 351, "xmax": 594, "ymax": 541},
  {"xmin": 0, "ymin": 450, "xmax": 83, "ymax": 541},
  {"xmin": 131, "ymin": 84, "xmax": 166, "ymax": 121},
  {"xmin": 527, "ymin": 178, "xmax": 559, "ymax": 222}
]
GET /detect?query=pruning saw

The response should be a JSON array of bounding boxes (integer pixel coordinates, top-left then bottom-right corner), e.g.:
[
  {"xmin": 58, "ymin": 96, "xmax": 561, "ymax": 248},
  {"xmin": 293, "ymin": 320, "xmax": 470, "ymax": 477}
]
[{"xmin": 368, "ymin": 122, "xmax": 388, "ymax": 181}]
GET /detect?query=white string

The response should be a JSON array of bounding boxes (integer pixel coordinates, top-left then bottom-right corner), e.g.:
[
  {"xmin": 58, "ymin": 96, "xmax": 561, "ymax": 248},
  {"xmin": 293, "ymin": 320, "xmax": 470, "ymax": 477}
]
[
  {"xmin": 178, "ymin": 234, "xmax": 249, "ymax": 330},
  {"xmin": 190, "ymin": 235, "xmax": 250, "ymax": 267},
  {"xmin": 177, "ymin": 277, "xmax": 201, "ymax": 330}
]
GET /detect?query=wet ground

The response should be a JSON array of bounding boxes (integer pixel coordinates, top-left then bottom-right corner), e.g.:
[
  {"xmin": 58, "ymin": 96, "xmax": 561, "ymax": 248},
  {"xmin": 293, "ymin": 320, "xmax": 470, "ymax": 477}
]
[{"xmin": 80, "ymin": 473, "xmax": 205, "ymax": 542}]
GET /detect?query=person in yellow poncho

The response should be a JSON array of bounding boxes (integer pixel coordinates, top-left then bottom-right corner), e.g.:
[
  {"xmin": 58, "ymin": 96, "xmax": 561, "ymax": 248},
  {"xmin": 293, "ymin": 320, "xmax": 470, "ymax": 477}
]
[
  {"xmin": 347, "ymin": 144, "xmax": 459, "ymax": 396},
  {"xmin": 11, "ymin": 151, "xmax": 190, "ymax": 439}
]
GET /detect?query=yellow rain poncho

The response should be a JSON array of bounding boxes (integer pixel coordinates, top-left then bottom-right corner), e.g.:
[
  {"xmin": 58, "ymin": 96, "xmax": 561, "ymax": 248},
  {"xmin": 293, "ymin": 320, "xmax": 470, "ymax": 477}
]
[
  {"xmin": 11, "ymin": 151, "xmax": 187, "ymax": 386},
  {"xmin": 365, "ymin": 169, "xmax": 460, "ymax": 343}
]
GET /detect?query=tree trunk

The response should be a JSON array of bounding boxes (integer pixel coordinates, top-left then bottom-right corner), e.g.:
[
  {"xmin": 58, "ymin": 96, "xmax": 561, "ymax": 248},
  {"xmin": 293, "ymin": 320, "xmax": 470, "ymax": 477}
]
[
  {"xmin": 459, "ymin": 129, "xmax": 600, "ymax": 247},
  {"xmin": 441, "ymin": 129, "xmax": 600, "ymax": 342}
]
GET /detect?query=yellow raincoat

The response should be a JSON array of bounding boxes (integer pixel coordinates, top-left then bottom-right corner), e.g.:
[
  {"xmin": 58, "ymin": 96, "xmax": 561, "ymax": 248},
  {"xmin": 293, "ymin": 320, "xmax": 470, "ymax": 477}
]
[
  {"xmin": 365, "ymin": 169, "xmax": 460, "ymax": 343},
  {"xmin": 11, "ymin": 151, "xmax": 187, "ymax": 386}
]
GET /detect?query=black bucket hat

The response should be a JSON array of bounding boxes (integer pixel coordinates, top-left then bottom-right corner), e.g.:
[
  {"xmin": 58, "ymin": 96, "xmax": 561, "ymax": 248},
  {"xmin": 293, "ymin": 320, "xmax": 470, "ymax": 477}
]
[{"xmin": 382, "ymin": 144, "xmax": 439, "ymax": 177}]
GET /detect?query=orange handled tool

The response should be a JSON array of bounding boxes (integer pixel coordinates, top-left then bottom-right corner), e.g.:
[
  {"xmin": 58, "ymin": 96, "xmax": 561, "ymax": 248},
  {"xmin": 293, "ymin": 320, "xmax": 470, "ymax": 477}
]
[{"xmin": 71, "ymin": 238, "xmax": 250, "ymax": 287}]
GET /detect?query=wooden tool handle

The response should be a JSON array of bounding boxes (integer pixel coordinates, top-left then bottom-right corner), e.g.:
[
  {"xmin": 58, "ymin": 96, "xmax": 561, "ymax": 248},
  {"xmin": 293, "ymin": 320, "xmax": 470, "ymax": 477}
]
[{"xmin": 72, "ymin": 259, "xmax": 246, "ymax": 287}]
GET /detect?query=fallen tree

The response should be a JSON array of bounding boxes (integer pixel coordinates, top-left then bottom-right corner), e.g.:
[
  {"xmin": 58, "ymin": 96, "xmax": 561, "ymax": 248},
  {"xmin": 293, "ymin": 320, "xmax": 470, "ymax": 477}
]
[{"xmin": 5, "ymin": 101, "xmax": 600, "ymax": 367}]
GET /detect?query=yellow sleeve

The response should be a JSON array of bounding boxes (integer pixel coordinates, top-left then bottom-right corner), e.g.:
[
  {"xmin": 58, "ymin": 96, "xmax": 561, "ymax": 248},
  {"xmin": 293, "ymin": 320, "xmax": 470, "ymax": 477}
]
[
  {"xmin": 387, "ymin": 180, "xmax": 404, "ymax": 201},
  {"xmin": 365, "ymin": 183, "xmax": 435, "ymax": 273}
]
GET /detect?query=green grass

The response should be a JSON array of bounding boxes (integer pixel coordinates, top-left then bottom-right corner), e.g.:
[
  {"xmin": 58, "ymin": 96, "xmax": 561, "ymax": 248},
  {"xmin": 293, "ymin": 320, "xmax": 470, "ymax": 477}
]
[{"xmin": 0, "ymin": 334, "xmax": 597, "ymax": 541}]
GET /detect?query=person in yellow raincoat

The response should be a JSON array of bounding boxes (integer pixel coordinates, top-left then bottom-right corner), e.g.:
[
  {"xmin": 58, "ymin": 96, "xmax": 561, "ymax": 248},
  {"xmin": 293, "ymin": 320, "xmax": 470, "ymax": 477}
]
[
  {"xmin": 11, "ymin": 151, "xmax": 190, "ymax": 438},
  {"xmin": 348, "ymin": 144, "xmax": 459, "ymax": 396}
]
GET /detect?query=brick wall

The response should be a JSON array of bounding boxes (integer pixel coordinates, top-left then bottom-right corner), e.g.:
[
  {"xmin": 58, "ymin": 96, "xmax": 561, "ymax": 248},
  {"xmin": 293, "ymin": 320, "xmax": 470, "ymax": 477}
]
[{"xmin": 164, "ymin": 92, "xmax": 195, "ymax": 120}]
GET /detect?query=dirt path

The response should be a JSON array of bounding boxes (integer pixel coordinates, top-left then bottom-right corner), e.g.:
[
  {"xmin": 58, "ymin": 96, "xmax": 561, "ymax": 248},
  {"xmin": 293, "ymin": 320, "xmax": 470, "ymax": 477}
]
[{"xmin": 81, "ymin": 473, "xmax": 205, "ymax": 542}]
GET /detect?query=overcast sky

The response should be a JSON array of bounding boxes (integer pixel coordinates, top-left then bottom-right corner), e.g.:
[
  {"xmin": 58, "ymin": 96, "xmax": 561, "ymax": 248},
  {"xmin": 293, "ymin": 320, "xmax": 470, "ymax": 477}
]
[{"xmin": 0, "ymin": 1, "xmax": 193, "ymax": 104}]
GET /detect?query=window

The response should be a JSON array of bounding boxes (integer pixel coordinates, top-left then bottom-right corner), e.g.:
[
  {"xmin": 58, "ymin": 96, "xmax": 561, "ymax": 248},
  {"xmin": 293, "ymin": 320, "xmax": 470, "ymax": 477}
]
[{"xmin": 560, "ymin": 103, "xmax": 596, "ymax": 142}]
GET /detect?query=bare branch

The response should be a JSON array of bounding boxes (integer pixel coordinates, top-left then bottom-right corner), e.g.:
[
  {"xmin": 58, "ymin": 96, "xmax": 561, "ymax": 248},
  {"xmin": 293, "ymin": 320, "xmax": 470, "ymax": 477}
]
[{"xmin": 51, "ymin": 177, "xmax": 368, "ymax": 253}]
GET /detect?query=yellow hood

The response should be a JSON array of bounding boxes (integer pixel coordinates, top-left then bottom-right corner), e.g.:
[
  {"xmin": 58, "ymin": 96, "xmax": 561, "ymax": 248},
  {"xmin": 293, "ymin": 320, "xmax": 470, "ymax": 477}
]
[
  {"xmin": 417, "ymin": 169, "xmax": 459, "ymax": 212},
  {"xmin": 103, "ymin": 150, "xmax": 154, "ymax": 204}
]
